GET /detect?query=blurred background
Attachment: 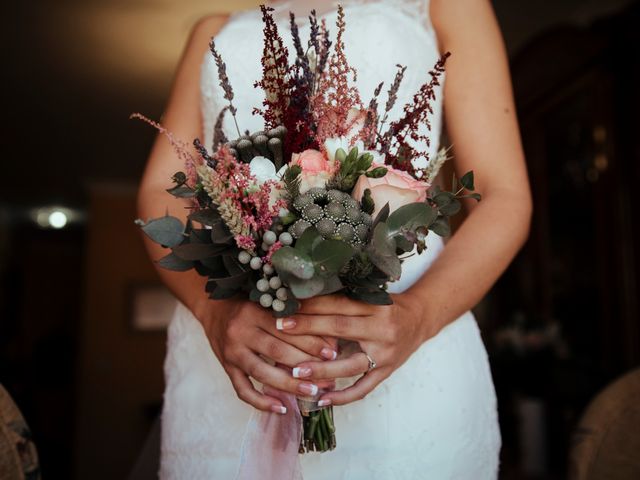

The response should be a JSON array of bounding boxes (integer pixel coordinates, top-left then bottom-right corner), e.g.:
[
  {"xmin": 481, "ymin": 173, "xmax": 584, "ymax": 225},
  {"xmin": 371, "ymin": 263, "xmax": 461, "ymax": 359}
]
[{"xmin": 2, "ymin": 0, "xmax": 640, "ymax": 478}]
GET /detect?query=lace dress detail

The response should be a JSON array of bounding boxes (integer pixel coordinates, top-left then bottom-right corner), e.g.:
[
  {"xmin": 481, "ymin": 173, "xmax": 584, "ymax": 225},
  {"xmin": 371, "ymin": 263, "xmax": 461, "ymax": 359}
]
[{"xmin": 162, "ymin": 1, "xmax": 501, "ymax": 478}]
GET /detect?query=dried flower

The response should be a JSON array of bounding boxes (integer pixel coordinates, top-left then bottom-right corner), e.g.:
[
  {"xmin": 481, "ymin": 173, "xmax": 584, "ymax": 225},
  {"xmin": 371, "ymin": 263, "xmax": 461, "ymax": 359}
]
[{"xmin": 209, "ymin": 39, "xmax": 241, "ymax": 136}]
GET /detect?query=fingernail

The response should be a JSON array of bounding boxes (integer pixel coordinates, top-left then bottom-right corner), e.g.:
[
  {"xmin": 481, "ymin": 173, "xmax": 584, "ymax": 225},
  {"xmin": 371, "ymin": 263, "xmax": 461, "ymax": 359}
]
[
  {"xmin": 276, "ymin": 318, "xmax": 296, "ymax": 330},
  {"xmin": 321, "ymin": 347, "xmax": 337, "ymax": 360},
  {"xmin": 292, "ymin": 367, "xmax": 312, "ymax": 378},
  {"xmin": 298, "ymin": 382, "xmax": 318, "ymax": 396},
  {"xmin": 270, "ymin": 405, "xmax": 287, "ymax": 415},
  {"xmin": 318, "ymin": 399, "xmax": 332, "ymax": 407}
]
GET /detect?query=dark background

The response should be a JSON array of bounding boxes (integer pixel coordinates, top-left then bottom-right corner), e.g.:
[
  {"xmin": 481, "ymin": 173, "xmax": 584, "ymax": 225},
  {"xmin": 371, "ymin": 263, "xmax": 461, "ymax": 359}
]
[{"xmin": 2, "ymin": 0, "xmax": 639, "ymax": 478}]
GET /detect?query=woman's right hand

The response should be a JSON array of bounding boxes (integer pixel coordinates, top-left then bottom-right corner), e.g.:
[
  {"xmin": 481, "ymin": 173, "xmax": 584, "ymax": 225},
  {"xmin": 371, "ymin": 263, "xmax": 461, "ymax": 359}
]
[{"xmin": 197, "ymin": 298, "xmax": 338, "ymax": 414}]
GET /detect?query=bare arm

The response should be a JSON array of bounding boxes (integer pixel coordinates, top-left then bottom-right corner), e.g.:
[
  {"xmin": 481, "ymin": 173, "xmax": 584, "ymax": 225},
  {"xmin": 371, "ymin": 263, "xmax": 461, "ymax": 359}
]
[
  {"xmin": 406, "ymin": 0, "xmax": 533, "ymax": 336},
  {"xmin": 283, "ymin": 0, "xmax": 532, "ymax": 405},
  {"xmin": 137, "ymin": 16, "xmax": 337, "ymax": 413}
]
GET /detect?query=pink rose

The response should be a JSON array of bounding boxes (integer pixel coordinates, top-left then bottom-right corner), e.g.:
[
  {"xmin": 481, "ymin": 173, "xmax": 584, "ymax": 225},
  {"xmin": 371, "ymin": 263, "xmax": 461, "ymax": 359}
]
[
  {"xmin": 351, "ymin": 166, "xmax": 429, "ymax": 216},
  {"xmin": 291, "ymin": 149, "xmax": 336, "ymax": 193}
]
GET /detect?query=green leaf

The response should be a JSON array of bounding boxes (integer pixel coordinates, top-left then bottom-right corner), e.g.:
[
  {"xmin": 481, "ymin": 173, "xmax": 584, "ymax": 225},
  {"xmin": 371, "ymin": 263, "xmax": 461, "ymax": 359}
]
[
  {"xmin": 295, "ymin": 227, "xmax": 322, "ymax": 256},
  {"xmin": 355, "ymin": 153, "xmax": 373, "ymax": 171},
  {"xmin": 210, "ymin": 285, "xmax": 238, "ymax": 300},
  {"xmin": 394, "ymin": 235, "xmax": 414, "ymax": 253},
  {"xmin": 439, "ymin": 198, "xmax": 461, "ymax": 217},
  {"xmin": 461, "ymin": 192, "xmax": 482, "ymax": 201},
  {"xmin": 361, "ymin": 189, "xmax": 375, "ymax": 215},
  {"xmin": 366, "ymin": 223, "xmax": 401, "ymax": 280},
  {"xmin": 212, "ymin": 272, "xmax": 250, "ymax": 289},
  {"xmin": 285, "ymin": 164, "xmax": 302, "ymax": 181},
  {"xmin": 288, "ymin": 276, "xmax": 325, "ymax": 299},
  {"xmin": 319, "ymin": 275, "xmax": 344, "ymax": 295},
  {"xmin": 347, "ymin": 288, "xmax": 393, "ymax": 305},
  {"xmin": 365, "ymin": 167, "xmax": 387, "ymax": 178},
  {"xmin": 188, "ymin": 208, "xmax": 220, "ymax": 226},
  {"xmin": 249, "ymin": 287, "xmax": 263, "ymax": 302},
  {"xmin": 429, "ymin": 216, "xmax": 451, "ymax": 237},
  {"xmin": 368, "ymin": 202, "xmax": 390, "ymax": 241},
  {"xmin": 271, "ymin": 246, "xmax": 315, "ymax": 280},
  {"xmin": 223, "ymin": 255, "xmax": 245, "ymax": 276},
  {"xmin": 386, "ymin": 202, "xmax": 437, "ymax": 238},
  {"xmin": 166, "ymin": 185, "xmax": 196, "ymax": 198},
  {"xmin": 211, "ymin": 223, "xmax": 234, "ymax": 244},
  {"xmin": 433, "ymin": 191, "xmax": 455, "ymax": 208},
  {"xmin": 335, "ymin": 148, "xmax": 347, "ymax": 163},
  {"xmin": 157, "ymin": 252, "xmax": 194, "ymax": 271},
  {"xmin": 139, "ymin": 216, "xmax": 185, "ymax": 247},
  {"xmin": 172, "ymin": 242, "xmax": 226, "ymax": 261},
  {"xmin": 460, "ymin": 171, "xmax": 475, "ymax": 191},
  {"xmin": 311, "ymin": 239, "xmax": 354, "ymax": 276}
]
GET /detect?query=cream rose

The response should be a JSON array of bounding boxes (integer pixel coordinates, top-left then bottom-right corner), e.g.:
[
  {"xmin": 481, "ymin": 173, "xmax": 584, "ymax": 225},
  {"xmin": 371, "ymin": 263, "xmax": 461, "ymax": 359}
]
[
  {"xmin": 290, "ymin": 149, "xmax": 336, "ymax": 193},
  {"xmin": 351, "ymin": 166, "xmax": 429, "ymax": 216}
]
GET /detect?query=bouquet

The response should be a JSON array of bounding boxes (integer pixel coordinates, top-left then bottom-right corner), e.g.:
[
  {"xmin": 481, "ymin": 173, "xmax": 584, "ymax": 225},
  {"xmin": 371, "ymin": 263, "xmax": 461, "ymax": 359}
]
[{"xmin": 135, "ymin": 4, "xmax": 479, "ymax": 454}]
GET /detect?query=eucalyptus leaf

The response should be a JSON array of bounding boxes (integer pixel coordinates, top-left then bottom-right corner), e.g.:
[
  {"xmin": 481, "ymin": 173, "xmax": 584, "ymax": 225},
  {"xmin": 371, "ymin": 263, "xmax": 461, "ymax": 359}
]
[
  {"xmin": 312, "ymin": 240, "xmax": 354, "ymax": 276},
  {"xmin": 429, "ymin": 216, "xmax": 451, "ymax": 237},
  {"xmin": 210, "ymin": 285, "xmax": 238, "ymax": 300},
  {"xmin": 368, "ymin": 202, "xmax": 390, "ymax": 241},
  {"xmin": 212, "ymin": 271, "xmax": 250, "ymax": 289},
  {"xmin": 271, "ymin": 247, "xmax": 315, "ymax": 280},
  {"xmin": 166, "ymin": 185, "xmax": 196, "ymax": 198},
  {"xmin": 295, "ymin": 227, "xmax": 322, "ymax": 256},
  {"xmin": 223, "ymin": 255, "xmax": 245, "ymax": 276},
  {"xmin": 347, "ymin": 288, "xmax": 393, "ymax": 305},
  {"xmin": 461, "ymin": 192, "xmax": 482, "ymax": 201},
  {"xmin": 433, "ymin": 191, "xmax": 455, "ymax": 208},
  {"xmin": 460, "ymin": 171, "xmax": 475, "ymax": 190},
  {"xmin": 188, "ymin": 208, "xmax": 220, "ymax": 226},
  {"xmin": 289, "ymin": 276, "xmax": 325, "ymax": 299},
  {"xmin": 439, "ymin": 198, "xmax": 461, "ymax": 217},
  {"xmin": 366, "ymin": 223, "xmax": 401, "ymax": 280},
  {"xmin": 386, "ymin": 202, "xmax": 437, "ymax": 238},
  {"xmin": 319, "ymin": 275, "xmax": 344, "ymax": 295},
  {"xmin": 157, "ymin": 252, "xmax": 194, "ymax": 272},
  {"xmin": 173, "ymin": 242, "xmax": 226, "ymax": 261},
  {"xmin": 394, "ymin": 235, "xmax": 414, "ymax": 253},
  {"xmin": 211, "ymin": 223, "xmax": 234, "ymax": 244},
  {"xmin": 139, "ymin": 216, "xmax": 185, "ymax": 247}
]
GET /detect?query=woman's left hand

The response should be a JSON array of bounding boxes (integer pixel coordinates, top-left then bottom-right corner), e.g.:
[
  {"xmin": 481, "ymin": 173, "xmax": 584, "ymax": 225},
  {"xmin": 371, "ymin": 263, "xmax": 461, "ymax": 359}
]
[{"xmin": 279, "ymin": 293, "xmax": 436, "ymax": 406}]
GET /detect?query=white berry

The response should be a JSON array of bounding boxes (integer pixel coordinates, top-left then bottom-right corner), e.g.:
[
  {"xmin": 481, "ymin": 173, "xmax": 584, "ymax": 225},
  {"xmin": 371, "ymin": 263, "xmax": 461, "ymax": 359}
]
[
  {"xmin": 276, "ymin": 287, "xmax": 288, "ymax": 301},
  {"xmin": 261, "ymin": 242, "xmax": 270, "ymax": 252},
  {"xmin": 263, "ymin": 263, "xmax": 274, "ymax": 275},
  {"xmin": 256, "ymin": 279, "xmax": 270, "ymax": 292},
  {"xmin": 269, "ymin": 276, "xmax": 282, "ymax": 290},
  {"xmin": 272, "ymin": 299, "xmax": 285, "ymax": 312},
  {"xmin": 260, "ymin": 294, "xmax": 274, "ymax": 308},
  {"xmin": 238, "ymin": 251, "xmax": 252, "ymax": 264},
  {"xmin": 250, "ymin": 257, "xmax": 263, "ymax": 270},
  {"xmin": 279, "ymin": 232, "xmax": 293, "ymax": 246},
  {"xmin": 263, "ymin": 230, "xmax": 277, "ymax": 245}
]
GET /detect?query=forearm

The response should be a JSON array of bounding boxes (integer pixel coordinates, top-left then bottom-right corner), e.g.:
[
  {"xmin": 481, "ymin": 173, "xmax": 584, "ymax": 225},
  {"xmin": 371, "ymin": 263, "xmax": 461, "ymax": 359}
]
[{"xmin": 406, "ymin": 188, "xmax": 531, "ymax": 340}]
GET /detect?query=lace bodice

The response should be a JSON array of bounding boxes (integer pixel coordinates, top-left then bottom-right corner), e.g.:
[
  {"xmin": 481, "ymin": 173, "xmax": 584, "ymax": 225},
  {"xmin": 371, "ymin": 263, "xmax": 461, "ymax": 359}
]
[{"xmin": 201, "ymin": 0, "xmax": 443, "ymax": 170}]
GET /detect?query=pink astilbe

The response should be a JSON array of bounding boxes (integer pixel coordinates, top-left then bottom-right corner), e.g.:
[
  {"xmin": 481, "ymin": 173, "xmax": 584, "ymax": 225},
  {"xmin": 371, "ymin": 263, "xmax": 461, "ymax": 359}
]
[
  {"xmin": 311, "ymin": 5, "xmax": 363, "ymax": 147},
  {"xmin": 381, "ymin": 52, "xmax": 450, "ymax": 176},
  {"xmin": 253, "ymin": 5, "xmax": 292, "ymax": 130},
  {"xmin": 130, "ymin": 113, "xmax": 200, "ymax": 186},
  {"xmin": 204, "ymin": 147, "xmax": 285, "ymax": 250}
]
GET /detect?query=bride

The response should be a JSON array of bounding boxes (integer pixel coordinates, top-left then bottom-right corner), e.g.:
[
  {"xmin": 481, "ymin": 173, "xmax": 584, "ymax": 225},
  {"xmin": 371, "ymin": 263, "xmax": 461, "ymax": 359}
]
[{"xmin": 138, "ymin": 0, "xmax": 531, "ymax": 478}]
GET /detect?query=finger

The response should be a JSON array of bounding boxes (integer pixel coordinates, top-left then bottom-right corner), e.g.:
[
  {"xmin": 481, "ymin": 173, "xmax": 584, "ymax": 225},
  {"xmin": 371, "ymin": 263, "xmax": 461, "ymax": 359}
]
[
  {"xmin": 293, "ymin": 352, "xmax": 370, "ymax": 380},
  {"xmin": 283, "ymin": 314, "xmax": 387, "ymax": 341},
  {"xmin": 298, "ymin": 295, "xmax": 375, "ymax": 316},
  {"xmin": 250, "ymin": 331, "xmax": 317, "ymax": 367},
  {"xmin": 258, "ymin": 317, "xmax": 338, "ymax": 360},
  {"xmin": 226, "ymin": 366, "xmax": 288, "ymax": 414},
  {"xmin": 318, "ymin": 369, "xmax": 387, "ymax": 406},
  {"xmin": 239, "ymin": 352, "xmax": 323, "ymax": 398}
]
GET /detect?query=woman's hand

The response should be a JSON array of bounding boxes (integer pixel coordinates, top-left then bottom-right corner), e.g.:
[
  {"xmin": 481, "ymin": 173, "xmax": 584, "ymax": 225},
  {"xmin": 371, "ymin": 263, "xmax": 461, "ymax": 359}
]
[
  {"xmin": 281, "ymin": 293, "xmax": 435, "ymax": 406},
  {"xmin": 198, "ymin": 298, "xmax": 338, "ymax": 414}
]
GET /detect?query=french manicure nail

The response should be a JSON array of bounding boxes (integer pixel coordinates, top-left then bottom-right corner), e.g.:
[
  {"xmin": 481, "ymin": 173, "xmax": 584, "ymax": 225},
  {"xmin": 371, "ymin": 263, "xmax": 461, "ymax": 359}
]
[
  {"xmin": 292, "ymin": 367, "xmax": 312, "ymax": 378},
  {"xmin": 270, "ymin": 405, "xmax": 287, "ymax": 414},
  {"xmin": 276, "ymin": 318, "xmax": 296, "ymax": 330},
  {"xmin": 298, "ymin": 382, "xmax": 319, "ymax": 396},
  {"xmin": 321, "ymin": 347, "xmax": 338, "ymax": 360},
  {"xmin": 318, "ymin": 399, "xmax": 332, "ymax": 407}
]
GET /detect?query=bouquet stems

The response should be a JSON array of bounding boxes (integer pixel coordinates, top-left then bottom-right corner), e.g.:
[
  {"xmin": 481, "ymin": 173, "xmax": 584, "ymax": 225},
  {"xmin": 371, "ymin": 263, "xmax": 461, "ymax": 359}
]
[{"xmin": 299, "ymin": 406, "xmax": 336, "ymax": 453}]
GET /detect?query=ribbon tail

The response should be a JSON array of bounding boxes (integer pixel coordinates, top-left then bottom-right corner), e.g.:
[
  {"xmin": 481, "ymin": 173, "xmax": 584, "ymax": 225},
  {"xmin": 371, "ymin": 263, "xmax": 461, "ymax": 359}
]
[{"xmin": 235, "ymin": 388, "xmax": 303, "ymax": 480}]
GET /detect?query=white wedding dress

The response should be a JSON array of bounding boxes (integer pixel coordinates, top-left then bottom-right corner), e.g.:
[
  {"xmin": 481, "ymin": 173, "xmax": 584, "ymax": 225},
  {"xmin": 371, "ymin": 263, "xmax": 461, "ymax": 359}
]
[{"xmin": 160, "ymin": 1, "xmax": 501, "ymax": 478}]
